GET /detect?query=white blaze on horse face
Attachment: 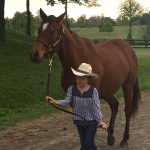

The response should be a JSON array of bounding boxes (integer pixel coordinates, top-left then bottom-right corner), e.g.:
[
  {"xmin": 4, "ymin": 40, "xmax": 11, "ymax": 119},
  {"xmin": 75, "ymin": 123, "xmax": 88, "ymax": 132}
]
[{"xmin": 42, "ymin": 23, "xmax": 49, "ymax": 31}]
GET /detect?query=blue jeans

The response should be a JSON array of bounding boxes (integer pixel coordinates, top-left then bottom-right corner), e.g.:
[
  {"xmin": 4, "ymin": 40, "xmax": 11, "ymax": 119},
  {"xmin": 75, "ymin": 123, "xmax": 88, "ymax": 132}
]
[{"xmin": 76, "ymin": 124, "xmax": 97, "ymax": 150}]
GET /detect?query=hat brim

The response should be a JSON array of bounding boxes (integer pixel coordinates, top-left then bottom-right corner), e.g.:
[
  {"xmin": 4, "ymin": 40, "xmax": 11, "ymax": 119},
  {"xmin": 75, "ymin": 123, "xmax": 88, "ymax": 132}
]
[{"xmin": 71, "ymin": 68, "xmax": 99, "ymax": 79}]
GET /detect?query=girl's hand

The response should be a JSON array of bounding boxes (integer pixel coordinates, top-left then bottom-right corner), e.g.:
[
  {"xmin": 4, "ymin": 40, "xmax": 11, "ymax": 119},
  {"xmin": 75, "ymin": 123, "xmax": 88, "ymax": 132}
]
[
  {"xmin": 98, "ymin": 121, "xmax": 108, "ymax": 129},
  {"xmin": 45, "ymin": 96, "xmax": 55, "ymax": 104},
  {"xmin": 45, "ymin": 96, "xmax": 60, "ymax": 105}
]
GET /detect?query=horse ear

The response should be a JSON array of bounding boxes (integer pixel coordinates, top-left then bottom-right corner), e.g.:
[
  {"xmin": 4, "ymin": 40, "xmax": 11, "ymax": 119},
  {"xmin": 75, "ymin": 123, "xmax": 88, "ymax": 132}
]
[
  {"xmin": 40, "ymin": 8, "xmax": 47, "ymax": 21},
  {"xmin": 57, "ymin": 12, "xmax": 66, "ymax": 23}
]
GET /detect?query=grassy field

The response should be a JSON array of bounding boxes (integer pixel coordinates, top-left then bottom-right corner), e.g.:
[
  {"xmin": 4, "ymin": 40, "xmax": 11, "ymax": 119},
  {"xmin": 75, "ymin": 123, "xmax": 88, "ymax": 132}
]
[
  {"xmin": 0, "ymin": 28, "xmax": 149, "ymax": 129},
  {"xmin": 73, "ymin": 25, "xmax": 146, "ymax": 39}
]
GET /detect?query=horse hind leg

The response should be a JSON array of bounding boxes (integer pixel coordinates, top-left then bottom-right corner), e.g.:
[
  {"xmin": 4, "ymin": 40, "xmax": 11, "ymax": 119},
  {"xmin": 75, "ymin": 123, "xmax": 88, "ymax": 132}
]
[
  {"xmin": 120, "ymin": 85, "xmax": 133, "ymax": 147},
  {"xmin": 106, "ymin": 96, "xmax": 119, "ymax": 146},
  {"xmin": 120, "ymin": 77, "xmax": 136, "ymax": 147},
  {"xmin": 120, "ymin": 77, "xmax": 140, "ymax": 147}
]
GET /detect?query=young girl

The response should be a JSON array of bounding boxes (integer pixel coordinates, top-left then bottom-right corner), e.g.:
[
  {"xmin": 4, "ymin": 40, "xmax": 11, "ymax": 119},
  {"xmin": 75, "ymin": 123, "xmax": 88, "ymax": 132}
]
[{"xmin": 45, "ymin": 63, "xmax": 108, "ymax": 150}]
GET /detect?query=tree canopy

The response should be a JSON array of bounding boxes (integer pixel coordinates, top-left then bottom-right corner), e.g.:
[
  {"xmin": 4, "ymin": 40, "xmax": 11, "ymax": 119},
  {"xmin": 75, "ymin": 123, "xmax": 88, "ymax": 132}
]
[
  {"xmin": 140, "ymin": 12, "xmax": 150, "ymax": 25},
  {"xmin": 46, "ymin": 0, "xmax": 99, "ymax": 7},
  {"xmin": 6, "ymin": 12, "xmax": 40, "ymax": 35},
  {"xmin": 46, "ymin": 0, "xmax": 100, "ymax": 27}
]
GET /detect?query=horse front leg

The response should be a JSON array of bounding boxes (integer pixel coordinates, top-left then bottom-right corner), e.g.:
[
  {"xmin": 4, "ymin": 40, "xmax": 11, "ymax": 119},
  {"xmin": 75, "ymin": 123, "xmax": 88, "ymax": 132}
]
[
  {"xmin": 61, "ymin": 69, "xmax": 75, "ymax": 92},
  {"xmin": 106, "ymin": 96, "xmax": 119, "ymax": 146},
  {"xmin": 61, "ymin": 69, "xmax": 75, "ymax": 107}
]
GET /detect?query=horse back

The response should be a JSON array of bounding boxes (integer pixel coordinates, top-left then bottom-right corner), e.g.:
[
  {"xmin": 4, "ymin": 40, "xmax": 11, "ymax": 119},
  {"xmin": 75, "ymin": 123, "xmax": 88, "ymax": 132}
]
[{"xmin": 95, "ymin": 39, "xmax": 137, "ymax": 68}]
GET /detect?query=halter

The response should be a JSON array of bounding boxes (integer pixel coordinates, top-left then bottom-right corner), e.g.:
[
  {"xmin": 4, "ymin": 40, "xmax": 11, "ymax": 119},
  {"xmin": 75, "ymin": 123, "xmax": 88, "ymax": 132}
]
[
  {"xmin": 38, "ymin": 28, "xmax": 87, "ymax": 121},
  {"xmin": 37, "ymin": 35, "xmax": 63, "ymax": 55}
]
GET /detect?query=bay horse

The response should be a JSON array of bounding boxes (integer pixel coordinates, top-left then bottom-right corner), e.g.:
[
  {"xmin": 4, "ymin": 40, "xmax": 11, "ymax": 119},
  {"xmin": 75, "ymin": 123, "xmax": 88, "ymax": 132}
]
[{"xmin": 30, "ymin": 9, "xmax": 141, "ymax": 147}]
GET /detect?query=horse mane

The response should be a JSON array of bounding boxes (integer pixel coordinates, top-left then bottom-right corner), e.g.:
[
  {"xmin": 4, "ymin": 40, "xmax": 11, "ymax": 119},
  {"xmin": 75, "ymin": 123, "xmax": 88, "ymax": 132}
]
[
  {"xmin": 44, "ymin": 15, "xmax": 56, "ymax": 23},
  {"xmin": 62, "ymin": 24, "xmax": 84, "ymax": 40}
]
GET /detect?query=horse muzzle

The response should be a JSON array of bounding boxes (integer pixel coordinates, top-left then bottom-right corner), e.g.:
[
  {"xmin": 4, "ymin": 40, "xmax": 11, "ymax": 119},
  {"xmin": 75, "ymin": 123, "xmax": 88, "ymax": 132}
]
[{"xmin": 30, "ymin": 51, "xmax": 41, "ymax": 63}]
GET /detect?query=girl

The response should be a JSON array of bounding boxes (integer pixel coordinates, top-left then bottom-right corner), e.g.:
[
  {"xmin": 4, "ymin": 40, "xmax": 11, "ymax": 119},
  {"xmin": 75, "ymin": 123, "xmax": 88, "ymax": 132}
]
[{"xmin": 45, "ymin": 63, "xmax": 108, "ymax": 150}]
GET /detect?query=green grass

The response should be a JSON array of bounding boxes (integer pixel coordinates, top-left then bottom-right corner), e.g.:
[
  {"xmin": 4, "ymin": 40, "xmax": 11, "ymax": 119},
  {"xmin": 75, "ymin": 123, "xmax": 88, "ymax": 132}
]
[
  {"xmin": 0, "ymin": 30, "xmax": 65, "ymax": 129},
  {"xmin": 0, "ymin": 28, "xmax": 149, "ymax": 130},
  {"xmin": 73, "ymin": 25, "xmax": 146, "ymax": 39},
  {"xmin": 138, "ymin": 57, "xmax": 150, "ymax": 90}
]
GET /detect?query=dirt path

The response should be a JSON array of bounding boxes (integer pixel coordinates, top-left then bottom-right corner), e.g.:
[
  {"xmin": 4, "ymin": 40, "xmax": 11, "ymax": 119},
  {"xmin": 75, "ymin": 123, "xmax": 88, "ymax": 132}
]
[{"xmin": 0, "ymin": 92, "xmax": 150, "ymax": 150}]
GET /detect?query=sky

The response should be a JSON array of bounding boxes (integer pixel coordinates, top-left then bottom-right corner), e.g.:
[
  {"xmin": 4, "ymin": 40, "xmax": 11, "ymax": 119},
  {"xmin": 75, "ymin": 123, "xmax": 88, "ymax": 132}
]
[{"xmin": 5, "ymin": 0, "xmax": 150, "ymax": 20}]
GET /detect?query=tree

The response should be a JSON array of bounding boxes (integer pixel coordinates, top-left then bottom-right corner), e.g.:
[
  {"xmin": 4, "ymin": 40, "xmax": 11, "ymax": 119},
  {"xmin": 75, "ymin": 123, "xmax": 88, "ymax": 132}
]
[
  {"xmin": 12, "ymin": 12, "xmax": 26, "ymax": 32},
  {"xmin": 10, "ymin": 11, "xmax": 37, "ymax": 34},
  {"xmin": 6, "ymin": 11, "xmax": 40, "ymax": 35},
  {"xmin": 140, "ymin": 12, "xmax": 150, "ymax": 25},
  {"xmin": 87, "ymin": 16, "xmax": 101, "ymax": 27},
  {"xmin": 46, "ymin": 0, "xmax": 100, "ymax": 27},
  {"xmin": 32, "ymin": 15, "xmax": 41, "ymax": 35},
  {"xmin": 0, "ymin": 0, "xmax": 6, "ymax": 42},
  {"xmin": 143, "ymin": 26, "xmax": 150, "ymax": 40},
  {"xmin": 141, "ymin": 12, "xmax": 150, "ymax": 40},
  {"xmin": 26, "ymin": 0, "xmax": 31, "ymax": 35},
  {"xmin": 5, "ymin": 18, "xmax": 12, "ymax": 29},
  {"xmin": 76, "ymin": 15, "xmax": 87, "ymax": 27},
  {"xmin": 64, "ymin": 17, "xmax": 76, "ymax": 27},
  {"xmin": 119, "ymin": 0, "xmax": 143, "ymax": 39},
  {"xmin": 116, "ymin": 15, "xmax": 128, "ymax": 26}
]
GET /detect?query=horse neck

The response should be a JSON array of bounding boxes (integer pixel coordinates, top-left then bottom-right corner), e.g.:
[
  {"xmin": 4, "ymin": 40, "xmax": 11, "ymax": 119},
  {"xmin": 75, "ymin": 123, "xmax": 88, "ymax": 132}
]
[{"xmin": 57, "ymin": 27, "xmax": 86, "ymax": 69}]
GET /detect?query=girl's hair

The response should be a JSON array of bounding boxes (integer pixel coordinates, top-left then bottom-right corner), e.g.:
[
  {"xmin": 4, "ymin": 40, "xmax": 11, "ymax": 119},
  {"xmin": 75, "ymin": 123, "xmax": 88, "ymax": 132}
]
[
  {"xmin": 76, "ymin": 76, "xmax": 92, "ymax": 84},
  {"xmin": 87, "ymin": 76, "xmax": 92, "ymax": 84}
]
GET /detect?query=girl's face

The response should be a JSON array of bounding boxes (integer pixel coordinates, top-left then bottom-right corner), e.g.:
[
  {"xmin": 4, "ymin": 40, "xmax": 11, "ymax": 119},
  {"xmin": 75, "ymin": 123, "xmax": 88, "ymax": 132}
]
[{"xmin": 76, "ymin": 76, "xmax": 90, "ymax": 88}]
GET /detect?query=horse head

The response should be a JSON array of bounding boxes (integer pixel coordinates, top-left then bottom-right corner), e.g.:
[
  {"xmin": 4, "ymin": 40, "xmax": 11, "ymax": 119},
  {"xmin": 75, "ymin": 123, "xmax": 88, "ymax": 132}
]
[{"xmin": 30, "ymin": 9, "xmax": 66, "ymax": 63}]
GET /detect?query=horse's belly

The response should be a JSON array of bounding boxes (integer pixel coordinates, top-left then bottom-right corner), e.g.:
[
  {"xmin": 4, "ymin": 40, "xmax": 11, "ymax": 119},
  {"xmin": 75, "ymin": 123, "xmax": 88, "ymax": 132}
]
[
  {"xmin": 99, "ymin": 77, "xmax": 126, "ymax": 99},
  {"xmin": 95, "ymin": 49, "xmax": 133, "ymax": 98},
  {"xmin": 97, "ymin": 62, "xmax": 130, "ymax": 99}
]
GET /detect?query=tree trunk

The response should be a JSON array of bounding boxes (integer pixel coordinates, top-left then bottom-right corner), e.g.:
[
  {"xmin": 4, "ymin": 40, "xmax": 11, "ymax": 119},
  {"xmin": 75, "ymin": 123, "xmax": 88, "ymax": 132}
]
[
  {"xmin": 146, "ymin": 25, "xmax": 150, "ymax": 40},
  {"xmin": 65, "ymin": 0, "xmax": 70, "ymax": 28},
  {"xmin": 127, "ymin": 21, "xmax": 133, "ymax": 40},
  {"xmin": 26, "ymin": 0, "xmax": 31, "ymax": 36},
  {"xmin": 0, "ymin": 0, "xmax": 6, "ymax": 42}
]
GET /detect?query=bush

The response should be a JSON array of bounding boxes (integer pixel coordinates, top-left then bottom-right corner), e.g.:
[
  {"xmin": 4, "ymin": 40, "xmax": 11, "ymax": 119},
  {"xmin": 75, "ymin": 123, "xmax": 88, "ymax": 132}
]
[{"xmin": 99, "ymin": 20, "xmax": 114, "ymax": 32}]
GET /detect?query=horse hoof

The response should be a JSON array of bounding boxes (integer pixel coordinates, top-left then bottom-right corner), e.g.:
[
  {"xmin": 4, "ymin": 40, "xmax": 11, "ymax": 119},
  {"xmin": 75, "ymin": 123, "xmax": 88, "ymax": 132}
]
[
  {"xmin": 107, "ymin": 135, "xmax": 115, "ymax": 146},
  {"xmin": 119, "ymin": 140, "xmax": 128, "ymax": 148}
]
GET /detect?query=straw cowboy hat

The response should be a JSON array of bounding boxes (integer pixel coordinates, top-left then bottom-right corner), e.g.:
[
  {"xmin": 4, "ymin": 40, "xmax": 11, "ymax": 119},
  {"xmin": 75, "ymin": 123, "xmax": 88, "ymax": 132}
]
[{"xmin": 71, "ymin": 63, "xmax": 99, "ymax": 79}]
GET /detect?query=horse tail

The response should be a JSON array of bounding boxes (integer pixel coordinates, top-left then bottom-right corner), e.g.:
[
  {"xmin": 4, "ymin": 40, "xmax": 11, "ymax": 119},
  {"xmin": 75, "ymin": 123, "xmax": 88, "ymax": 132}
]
[{"xmin": 131, "ymin": 77, "xmax": 141, "ymax": 117}]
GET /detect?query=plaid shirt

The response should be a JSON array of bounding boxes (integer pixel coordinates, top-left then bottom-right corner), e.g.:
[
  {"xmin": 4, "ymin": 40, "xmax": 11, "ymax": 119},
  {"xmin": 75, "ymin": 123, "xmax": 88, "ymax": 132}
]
[{"xmin": 60, "ymin": 85, "xmax": 102, "ymax": 123}]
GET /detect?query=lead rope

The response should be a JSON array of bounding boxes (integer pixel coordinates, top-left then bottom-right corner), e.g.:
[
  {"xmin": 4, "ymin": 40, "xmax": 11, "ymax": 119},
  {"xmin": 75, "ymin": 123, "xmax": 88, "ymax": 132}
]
[{"xmin": 47, "ymin": 52, "xmax": 87, "ymax": 122}]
